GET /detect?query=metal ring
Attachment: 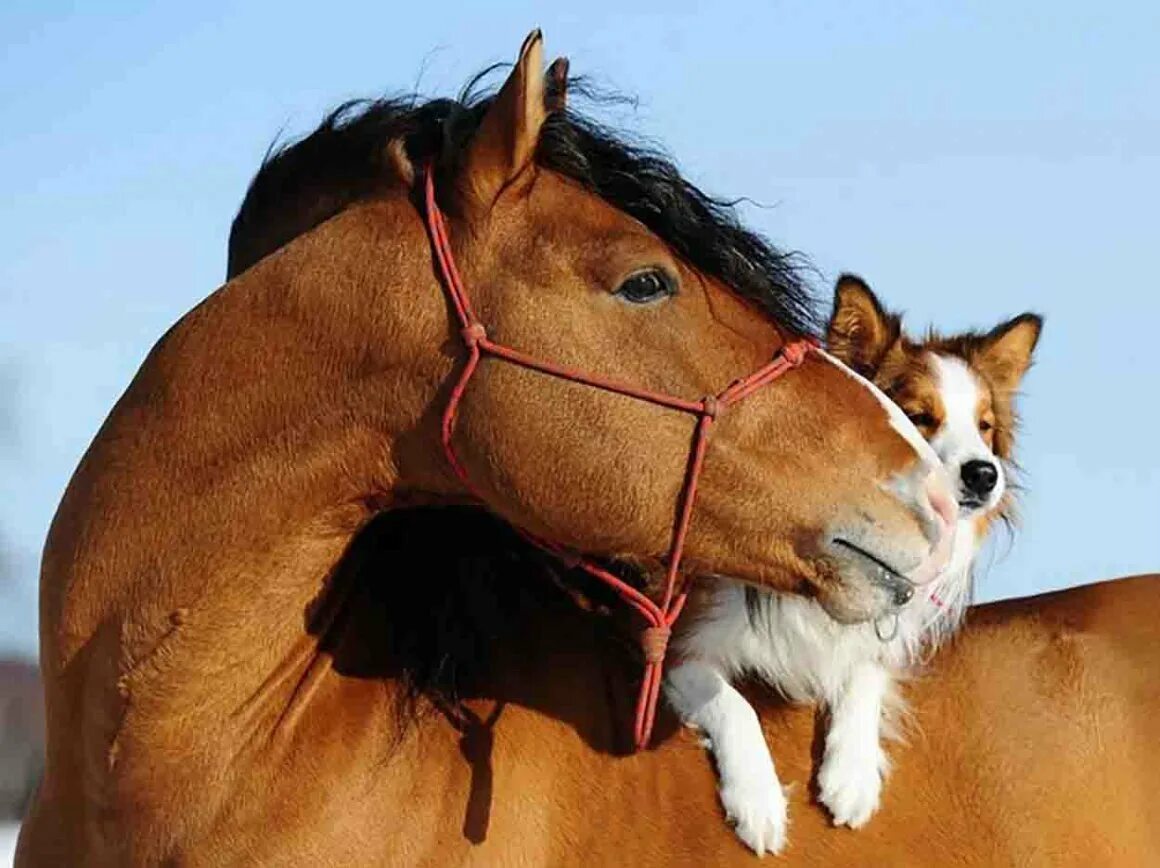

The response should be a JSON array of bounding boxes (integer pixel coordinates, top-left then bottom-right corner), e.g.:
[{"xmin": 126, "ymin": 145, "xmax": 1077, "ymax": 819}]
[{"xmin": 874, "ymin": 611, "xmax": 900, "ymax": 643}]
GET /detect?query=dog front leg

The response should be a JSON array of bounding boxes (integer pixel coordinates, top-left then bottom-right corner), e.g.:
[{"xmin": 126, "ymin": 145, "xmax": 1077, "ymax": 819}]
[{"xmin": 666, "ymin": 660, "xmax": 788, "ymax": 855}]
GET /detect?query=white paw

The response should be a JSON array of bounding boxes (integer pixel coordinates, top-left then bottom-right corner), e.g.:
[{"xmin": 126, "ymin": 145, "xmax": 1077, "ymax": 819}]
[
  {"xmin": 719, "ymin": 767, "xmax": 789, "ymax": 856},
  {"xmin": 816, "ymin": 744, "xmax": 885, "ymax": 829}
]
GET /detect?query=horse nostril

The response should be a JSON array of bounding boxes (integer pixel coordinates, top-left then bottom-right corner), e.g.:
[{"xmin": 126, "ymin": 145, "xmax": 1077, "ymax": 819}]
[
  {"xmin": 893, "ymin": 582, "xmax": 914, "ymax": 607},
  {"xmin": 961, "ymin": 460, "xmax": 998, "ymax": 496}
]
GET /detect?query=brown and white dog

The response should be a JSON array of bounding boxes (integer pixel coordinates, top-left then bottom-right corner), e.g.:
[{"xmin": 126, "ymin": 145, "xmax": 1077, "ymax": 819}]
[{"xmin": 666, "ymin": 276, "xmax": 1042, "ymax": 856}]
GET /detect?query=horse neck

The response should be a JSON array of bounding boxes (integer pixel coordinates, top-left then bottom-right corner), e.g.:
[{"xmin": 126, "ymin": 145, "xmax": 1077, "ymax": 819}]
[{"xmin": 40, "ymin": 192, "xmax": 457, "ymax": 685}]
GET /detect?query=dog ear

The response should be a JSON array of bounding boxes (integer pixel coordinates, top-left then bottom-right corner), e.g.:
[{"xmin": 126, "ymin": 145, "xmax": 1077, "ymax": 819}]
[
  {"xmin": 827, "ymin": 275, "xmax": 902, "ymax": 377},
  {"xmin": 975, "ymin": 313, "xmax": 1043, "ymax": 393}
]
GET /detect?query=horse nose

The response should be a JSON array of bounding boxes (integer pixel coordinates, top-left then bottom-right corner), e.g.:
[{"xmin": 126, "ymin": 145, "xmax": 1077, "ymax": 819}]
[
  {"xmin": 925, "ymin": 471, "xmax": 958, "ymax": 532},
  {"xmin": 961, "ymin": 460, "xmax": 998, "ymax": 497},
  {"xmin": 905, "ymin": 469, "xmax": 958, "ymax": 586},
  {"xmin": 891, "ymin": 580, "xmax": 914, "ymax": 607}
]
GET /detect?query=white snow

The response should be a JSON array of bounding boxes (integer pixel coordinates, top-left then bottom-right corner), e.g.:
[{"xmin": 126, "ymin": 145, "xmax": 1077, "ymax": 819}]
[{"xmin": 0, "ymin": 823, "xmax": 18, "ymax": 866}]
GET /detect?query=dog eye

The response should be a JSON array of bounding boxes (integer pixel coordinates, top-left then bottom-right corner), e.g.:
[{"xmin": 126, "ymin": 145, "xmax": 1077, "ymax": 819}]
[
  {"xmin": 615, "ymin": 269, "xmax": 676, "ymax": 305},
  {"xmin": 908, "ymin": 411, "xmax": 937, "ymax": 428},
  {"xmin": 979, "ymin": 420, "xmax": 993, "ymax": 433}
]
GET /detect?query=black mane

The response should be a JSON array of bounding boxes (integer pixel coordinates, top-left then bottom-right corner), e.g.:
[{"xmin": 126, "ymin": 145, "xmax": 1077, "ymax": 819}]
[{"xmin": 228, "ymin": 73, "xmax": 820, "ymax": 337}]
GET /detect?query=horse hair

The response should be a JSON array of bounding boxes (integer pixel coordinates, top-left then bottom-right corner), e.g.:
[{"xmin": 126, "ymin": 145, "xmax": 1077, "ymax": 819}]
[{"xmin": 310, "ymin": 507, "xmax": 626, "ymax": 715}]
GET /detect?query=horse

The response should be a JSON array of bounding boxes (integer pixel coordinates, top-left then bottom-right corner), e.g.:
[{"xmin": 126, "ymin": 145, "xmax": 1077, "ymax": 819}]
[
  {"xmin": 208, "ymin": 43, "xmax": 1160, "ymax": 863},
  {"xmin": 17, "ymin": 32, "xmax": 956, "ymax": 864}
]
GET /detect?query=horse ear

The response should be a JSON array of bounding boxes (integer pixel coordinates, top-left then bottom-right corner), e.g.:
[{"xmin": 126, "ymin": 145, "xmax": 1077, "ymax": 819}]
[
  {"xmin": 546, "ymin": 57, "xmax": 569, "ymax": 113},
  {"xmin": 460, "ymin": 29, "xmax": 548, "ymax": 210},
  {"xmin": 975, "ymin": 313, "xmax": 1043, "ymax": 393},
  {"xmin": 827, "ymin": 275, "xmax": 901, "ymax": 378}
]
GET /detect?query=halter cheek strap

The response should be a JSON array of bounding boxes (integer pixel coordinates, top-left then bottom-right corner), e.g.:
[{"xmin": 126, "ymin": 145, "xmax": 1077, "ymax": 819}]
[{"xmin": 421, "ymin": 165, "xmax": 813, "ymax": 749}]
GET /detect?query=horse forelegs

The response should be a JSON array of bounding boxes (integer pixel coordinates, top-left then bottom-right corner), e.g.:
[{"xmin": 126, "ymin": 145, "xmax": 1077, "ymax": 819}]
[
  {"xmin": 665, "ymin": 660, "xmax": 788, "ymax": 856},
  {"xmin": 816, "ymin": 660, "xmax": 892, "ymax": 828}
]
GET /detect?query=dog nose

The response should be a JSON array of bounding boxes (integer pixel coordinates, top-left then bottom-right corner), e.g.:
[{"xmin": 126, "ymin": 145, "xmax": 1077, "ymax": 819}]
[{"xmin": 961, "ymin": 460, "xmax": 998, "ymax": 496}]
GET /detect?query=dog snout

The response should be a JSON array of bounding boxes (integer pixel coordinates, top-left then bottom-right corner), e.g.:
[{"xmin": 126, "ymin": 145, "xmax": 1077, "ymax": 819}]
[{"xmin": 961, "ymin": 459, "xmax": 999, "ymax": 498}]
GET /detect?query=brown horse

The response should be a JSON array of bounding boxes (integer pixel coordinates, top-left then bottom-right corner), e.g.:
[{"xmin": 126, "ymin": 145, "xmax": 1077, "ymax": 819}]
[
  {"xmin": 211, "ymin": 44, "xmax": 1160, "ymax": 863},
  {"xmin": 18, "ymin": 32, "xmax": 955, "ymax": 864}
]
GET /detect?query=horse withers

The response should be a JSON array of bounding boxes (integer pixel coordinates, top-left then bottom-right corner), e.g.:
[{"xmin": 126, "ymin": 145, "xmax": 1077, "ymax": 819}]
[{"xmin": 21, "ymin": 32, "xmax": 953, "ymax": 864}]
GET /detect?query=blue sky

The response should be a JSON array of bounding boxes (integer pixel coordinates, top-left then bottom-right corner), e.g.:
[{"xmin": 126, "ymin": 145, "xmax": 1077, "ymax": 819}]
[{"xmin": 1, "ymin": 2, "xmax": 1157, "ymax": 658}]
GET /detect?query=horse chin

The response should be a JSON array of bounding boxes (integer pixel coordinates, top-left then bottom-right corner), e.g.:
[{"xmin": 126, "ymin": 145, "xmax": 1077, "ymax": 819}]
[{"xmin": 808, "ymin": 555, "xmax": 915, "ymax": 625}]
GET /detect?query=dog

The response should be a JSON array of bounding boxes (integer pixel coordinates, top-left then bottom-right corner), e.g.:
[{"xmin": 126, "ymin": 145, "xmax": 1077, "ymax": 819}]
[{"xmin": 666, "ymin": 275, "xmax": 1042, "ymax": 855}]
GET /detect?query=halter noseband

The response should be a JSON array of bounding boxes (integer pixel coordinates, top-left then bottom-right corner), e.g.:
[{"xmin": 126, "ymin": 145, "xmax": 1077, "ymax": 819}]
[{"xmin": 421, "ymin": 166, "xmax": 814, "ymax": 749}]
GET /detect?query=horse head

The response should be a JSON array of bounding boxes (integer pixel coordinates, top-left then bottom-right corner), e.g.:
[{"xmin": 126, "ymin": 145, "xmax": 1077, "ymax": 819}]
[{"xmin": 224, "ymin": 31, "xmax": 955, "ymax": 623}]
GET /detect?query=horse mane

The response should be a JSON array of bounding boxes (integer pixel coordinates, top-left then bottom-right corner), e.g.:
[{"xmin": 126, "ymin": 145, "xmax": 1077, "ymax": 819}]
[
  {"xmin": 311, "ymin": 507, "xmax": 633, "ymax": 720},
  {"xmin": 228, "ymin": 70, "xmax": 821, "ymax": 338}
]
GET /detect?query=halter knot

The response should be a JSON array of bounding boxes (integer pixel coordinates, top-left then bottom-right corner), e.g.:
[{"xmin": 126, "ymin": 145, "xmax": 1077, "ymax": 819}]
[
  {"xmin": 640, "ymin": 624, "xmax": 671, "ymax": 664},
  {"xmin": 701, "ymin": 395, "xmax": 722, "ymax": 420},
  {"xmin": 782, "ymin": 339, "xmax": 810, "ymax": 367},
  {"xmin": 461, "ymin": 322, "xmax": 488, "ymax": 347}
]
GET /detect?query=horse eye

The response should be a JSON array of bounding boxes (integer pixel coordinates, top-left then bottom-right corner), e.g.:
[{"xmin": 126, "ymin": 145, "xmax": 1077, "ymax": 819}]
[
  {"xmin": 908, "ymin": 411, "xmax": 937, "ymax": 429},
  {"xmin": 979, "ymin": 419, "xmax": 993, "ymax": 433},
  {"xmin": 615, "ymin": 269, "xmax": 676, "ymax": 304}
]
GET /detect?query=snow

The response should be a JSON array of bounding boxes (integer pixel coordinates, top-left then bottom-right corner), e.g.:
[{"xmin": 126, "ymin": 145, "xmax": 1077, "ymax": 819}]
[{"xmin": 0, "ymin": 823, "xmax": 18, "ymax": 866}]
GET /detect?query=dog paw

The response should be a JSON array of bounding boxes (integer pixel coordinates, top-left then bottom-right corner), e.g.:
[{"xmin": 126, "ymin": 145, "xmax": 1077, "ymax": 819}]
[
  {"xmin": 816, "ymin": 745, "xmax": 884, "ymax": 829},
  {"xmin": 719, "ymin": 768, "xmax": 789, "ymax": 856}
]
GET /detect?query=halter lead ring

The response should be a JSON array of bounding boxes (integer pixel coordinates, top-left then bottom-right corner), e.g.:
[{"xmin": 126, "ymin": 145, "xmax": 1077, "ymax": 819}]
[{"xmin": 421, "ymin": 165, "xmax": 813, "ymax": 749}]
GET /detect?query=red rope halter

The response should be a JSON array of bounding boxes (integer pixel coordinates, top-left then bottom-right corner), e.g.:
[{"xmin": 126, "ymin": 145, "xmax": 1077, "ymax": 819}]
[{"xmin": 421, "ymin": 166, "xmax": 814, "ymax": 749}]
